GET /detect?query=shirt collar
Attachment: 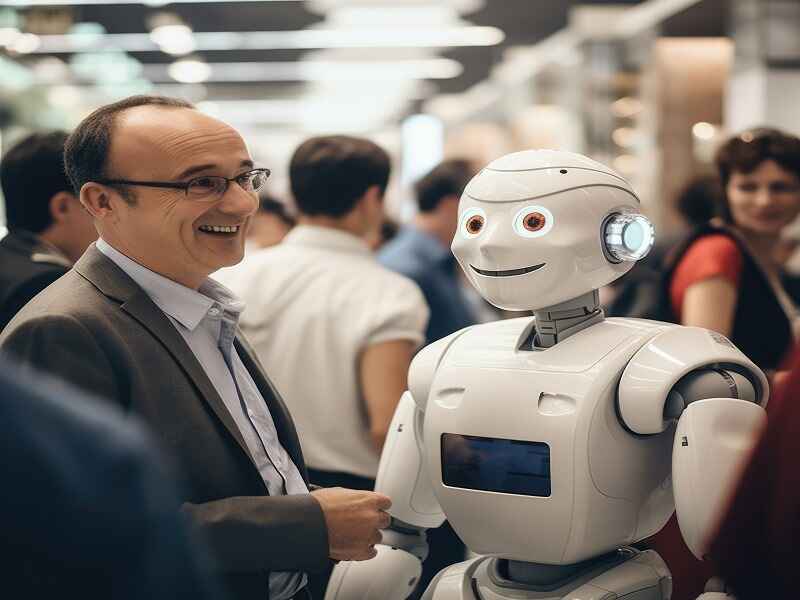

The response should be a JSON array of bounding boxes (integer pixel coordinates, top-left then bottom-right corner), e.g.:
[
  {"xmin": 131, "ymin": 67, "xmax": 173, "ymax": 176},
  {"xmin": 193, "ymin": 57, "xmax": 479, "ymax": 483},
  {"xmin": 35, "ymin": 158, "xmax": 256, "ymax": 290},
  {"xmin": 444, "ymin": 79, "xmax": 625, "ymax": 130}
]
[
  {"xmin": 282, "ymin": 224, "xmax": 372, "ymax": 256},
  {"xmin": 96, "ymin": 238, "xmax": 244, "ymax": 331}
]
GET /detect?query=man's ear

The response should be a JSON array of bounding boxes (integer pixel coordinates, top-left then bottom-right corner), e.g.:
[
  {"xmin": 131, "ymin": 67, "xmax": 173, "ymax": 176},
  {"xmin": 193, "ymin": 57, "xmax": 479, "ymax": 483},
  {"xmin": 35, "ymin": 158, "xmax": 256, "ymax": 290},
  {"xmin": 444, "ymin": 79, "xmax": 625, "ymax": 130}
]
[
  {"xmin": 79, "ymin": 182, "xmax": 116, "ymax": 220},
  {"xmin": 48, "ymin": 191, "xmax": 77, "ymax": 224}
]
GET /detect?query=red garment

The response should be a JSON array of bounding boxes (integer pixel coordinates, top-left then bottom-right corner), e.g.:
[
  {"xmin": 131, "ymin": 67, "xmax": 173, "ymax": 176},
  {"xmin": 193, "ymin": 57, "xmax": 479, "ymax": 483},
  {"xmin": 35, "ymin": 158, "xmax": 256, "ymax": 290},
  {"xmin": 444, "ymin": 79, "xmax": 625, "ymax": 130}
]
[
  {"xmin": 710, "ymin": 348, "xmax": 800, "ymax": 598},
  {"xmin": 669, "ymin": 234, "xmax": 743, "ymax": 321}
]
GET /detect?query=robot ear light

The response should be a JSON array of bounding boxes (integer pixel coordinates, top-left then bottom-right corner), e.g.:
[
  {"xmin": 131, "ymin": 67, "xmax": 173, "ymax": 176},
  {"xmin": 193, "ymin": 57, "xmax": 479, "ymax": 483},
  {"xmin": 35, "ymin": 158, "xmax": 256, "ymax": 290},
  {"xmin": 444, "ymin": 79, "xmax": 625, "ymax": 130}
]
[{"xmin": 603, "ymin": 212, "xmax": 654, "ymax": 263}]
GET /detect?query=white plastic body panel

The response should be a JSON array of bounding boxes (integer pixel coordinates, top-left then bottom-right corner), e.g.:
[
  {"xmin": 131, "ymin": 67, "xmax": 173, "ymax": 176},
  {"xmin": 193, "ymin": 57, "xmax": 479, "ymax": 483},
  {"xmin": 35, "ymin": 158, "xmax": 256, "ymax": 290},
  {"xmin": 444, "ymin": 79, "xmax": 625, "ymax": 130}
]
[
  {"xmin": 324, "ymin": 544, "xmax": 421, "ymax": 600},
  {"xmin": 673, "ymin": 398, "xmax": 767, "ymax": 560},
  {"xmin": 375, "ymin": 391, "xmax": 445, "ymax": 529},
  {"xmin": 421, "ymin": 316, "xmax": 677, "ymax": 564},
  {"xmin": 619, "ymin": 327, "xmax": 768, "ymax": 434}
]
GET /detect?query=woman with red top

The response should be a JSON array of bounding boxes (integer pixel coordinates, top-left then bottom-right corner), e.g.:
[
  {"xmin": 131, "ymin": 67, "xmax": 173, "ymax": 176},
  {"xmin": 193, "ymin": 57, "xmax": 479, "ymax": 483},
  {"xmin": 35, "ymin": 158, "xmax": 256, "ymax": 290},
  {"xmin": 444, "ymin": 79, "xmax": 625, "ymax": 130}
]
[{"xmin": 648, "ymin": 128, "xmax": 800, "ymax": 600}]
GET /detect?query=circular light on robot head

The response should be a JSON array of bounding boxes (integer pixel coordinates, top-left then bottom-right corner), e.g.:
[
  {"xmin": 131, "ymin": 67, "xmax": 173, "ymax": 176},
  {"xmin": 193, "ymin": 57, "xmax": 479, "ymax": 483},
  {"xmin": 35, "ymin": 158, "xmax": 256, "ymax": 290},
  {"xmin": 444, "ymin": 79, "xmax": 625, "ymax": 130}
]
[
  {"xmin": 460, "ymin": 207, "xmax": 487, "ymax": 239},
  {"xmin": 603, "ymin": 213, "xmax": 654, "ymax": 262},
  {"xmin": 513, "ymin": 205, "xmax": 554, "ymax": 238}
]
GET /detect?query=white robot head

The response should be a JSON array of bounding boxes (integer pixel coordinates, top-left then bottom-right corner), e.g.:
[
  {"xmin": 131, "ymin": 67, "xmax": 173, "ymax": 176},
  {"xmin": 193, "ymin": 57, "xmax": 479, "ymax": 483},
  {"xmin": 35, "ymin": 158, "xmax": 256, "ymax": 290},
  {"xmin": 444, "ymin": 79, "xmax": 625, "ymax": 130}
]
[{"xmin": 451, "ymin": 150, "xmax": 654, "ymax": 311}]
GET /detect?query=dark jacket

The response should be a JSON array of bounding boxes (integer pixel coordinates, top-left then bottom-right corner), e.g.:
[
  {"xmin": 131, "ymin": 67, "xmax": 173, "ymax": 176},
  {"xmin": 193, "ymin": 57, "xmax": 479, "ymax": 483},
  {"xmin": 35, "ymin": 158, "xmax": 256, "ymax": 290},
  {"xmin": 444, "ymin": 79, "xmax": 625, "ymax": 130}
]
[
  {"xmin": 0, "ymin": 245, "xmax": 330, "ymax": 600},
  {"xmin": 0, "ymin": 356, "xmax": 224, "ymax": 600},
  {"xmin": 0, "ymin": 229, "xmax": 70, "ymax": 331}
]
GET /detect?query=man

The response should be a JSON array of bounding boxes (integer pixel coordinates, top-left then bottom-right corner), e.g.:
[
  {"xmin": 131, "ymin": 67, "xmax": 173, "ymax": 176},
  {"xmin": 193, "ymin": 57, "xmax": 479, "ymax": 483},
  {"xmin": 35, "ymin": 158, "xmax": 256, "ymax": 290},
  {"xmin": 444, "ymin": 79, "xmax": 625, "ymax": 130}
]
[
  {"xmin": 379, "ymin": 159, "xmax": 477, "ymax": 344},
  {"xmin": 0, "ymin": 356, "xmax": 223, "ymax": 600},
  {"xmin": 0, "ymin": 96, "xmax": 389, "ymax": 600},
  {"xmin": 0, "ymin": 131, "xmax": 97, "ymax": 330},
  {"xmin": 218, "ymin": 135, "xmax": 428, "ymax": 493}
]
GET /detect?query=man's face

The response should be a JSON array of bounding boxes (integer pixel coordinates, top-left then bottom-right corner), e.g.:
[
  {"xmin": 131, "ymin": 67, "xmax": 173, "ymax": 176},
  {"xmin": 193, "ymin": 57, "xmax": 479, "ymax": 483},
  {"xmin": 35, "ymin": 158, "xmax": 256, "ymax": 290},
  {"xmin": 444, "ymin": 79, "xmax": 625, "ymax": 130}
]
[{"xmin": 101, "ymin": 107, "xmax": 258, "ymax": 288}]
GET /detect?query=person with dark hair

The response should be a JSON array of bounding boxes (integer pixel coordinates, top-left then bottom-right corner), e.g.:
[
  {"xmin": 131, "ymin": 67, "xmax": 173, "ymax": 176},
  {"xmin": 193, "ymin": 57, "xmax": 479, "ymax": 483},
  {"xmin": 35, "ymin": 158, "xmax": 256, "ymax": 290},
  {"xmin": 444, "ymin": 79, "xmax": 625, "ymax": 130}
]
[
  {"xmin": 668, "ymin": 127, "xmax": 800, "ymax": 370},
  {"xmin": 218, "ymin": 133, "xmax": 427, "ymax": 484},
  {"xmin": 247, "ymin": 193, "xmax": 295, "ymax": 249},
  {"xmin": 0, "ymin": 131, "xmax": 97, "ymax": 330},
  {"xmin": 1, "ymin": 96, "xmax": 392, "ymax": 600},
  {"xmin": 379, "ymin": 158, "xmax": 478, "ymax": 344},
  {"xmin": 0, "ymin": 356, "xmax": 224, "ymax": 600}
]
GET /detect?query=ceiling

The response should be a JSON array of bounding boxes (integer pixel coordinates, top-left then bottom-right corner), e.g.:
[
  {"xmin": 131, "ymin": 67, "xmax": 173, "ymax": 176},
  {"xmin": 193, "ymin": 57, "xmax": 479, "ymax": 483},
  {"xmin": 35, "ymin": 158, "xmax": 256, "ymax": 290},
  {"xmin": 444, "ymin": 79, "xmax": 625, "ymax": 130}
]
[{"xmin": 2, "ymin": 0, "xmax": 730, "ymax": 132}]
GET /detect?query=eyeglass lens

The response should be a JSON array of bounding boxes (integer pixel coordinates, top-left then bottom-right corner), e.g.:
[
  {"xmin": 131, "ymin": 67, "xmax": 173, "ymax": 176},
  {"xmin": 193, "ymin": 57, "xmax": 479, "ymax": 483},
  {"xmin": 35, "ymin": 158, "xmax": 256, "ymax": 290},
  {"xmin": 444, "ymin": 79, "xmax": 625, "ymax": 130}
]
[{"xmin": 186, "ymin": 170, "xmax": 269, "ymax": 199}]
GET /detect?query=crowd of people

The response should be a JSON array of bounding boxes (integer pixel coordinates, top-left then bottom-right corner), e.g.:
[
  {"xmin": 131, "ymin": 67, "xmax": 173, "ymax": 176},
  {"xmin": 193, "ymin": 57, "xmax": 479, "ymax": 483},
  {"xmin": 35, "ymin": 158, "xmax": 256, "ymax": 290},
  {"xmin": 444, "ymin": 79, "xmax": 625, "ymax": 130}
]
[{"xmin": 1, "ymin": 93, "xmax": 799, "ymax": 600}]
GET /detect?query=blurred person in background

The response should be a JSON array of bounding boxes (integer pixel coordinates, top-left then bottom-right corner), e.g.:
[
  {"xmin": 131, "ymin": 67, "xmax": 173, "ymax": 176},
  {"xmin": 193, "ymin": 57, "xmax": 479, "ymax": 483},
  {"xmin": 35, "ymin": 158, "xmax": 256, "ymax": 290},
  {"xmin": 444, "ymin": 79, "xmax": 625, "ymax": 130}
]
[
  {"xmin": 1, "ymin": 356, "xmax": 223, "ymax": 600},
  {"xmin": 1, "ymin": 96, "xmax": 392, "ymax": 600},
  {"xmin": 216, "ymin": 135, "xmax": 428, "ymax": 598},
  {"xmin": 605, "ymin": 175, "xmax": 723, "ymax": 318},
  {"xmin": 0, "ymin": 131, "xmax": 97, "ymax": 330},
  {"xmin": 667, "ymin": 128, "xmax": 800, "ymax": 370},
  {"xmin": 247, "ymin": 193, "xmax": 295, "ymax": 250},
  {"xmin": 645, "ymin": 127, "xmax": 800, "ymax": 600},
  {"xmin": 379, "ymin": 158, "xmax": 478, "ymax": 344}
]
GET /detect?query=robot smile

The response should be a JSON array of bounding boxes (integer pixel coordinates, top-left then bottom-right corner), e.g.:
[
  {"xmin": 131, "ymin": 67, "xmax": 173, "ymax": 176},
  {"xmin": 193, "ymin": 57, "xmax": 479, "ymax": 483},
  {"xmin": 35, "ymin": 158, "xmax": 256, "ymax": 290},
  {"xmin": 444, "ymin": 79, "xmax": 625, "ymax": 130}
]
[{"xmin": 470, "ymin": 263, "xmax": 546, "ymax": 277}]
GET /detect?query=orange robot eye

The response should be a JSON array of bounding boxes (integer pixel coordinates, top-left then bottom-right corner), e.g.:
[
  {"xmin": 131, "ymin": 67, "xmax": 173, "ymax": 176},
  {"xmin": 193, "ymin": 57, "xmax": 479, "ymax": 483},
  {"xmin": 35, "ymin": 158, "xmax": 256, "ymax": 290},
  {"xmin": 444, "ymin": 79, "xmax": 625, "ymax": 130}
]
[
  {"xmin": 466, "ymin": 214, "xmax": 485, "ymax": 234},
  {"xmin": 523, "ymin": 212, "xmax": 546, "ymax": 232}
]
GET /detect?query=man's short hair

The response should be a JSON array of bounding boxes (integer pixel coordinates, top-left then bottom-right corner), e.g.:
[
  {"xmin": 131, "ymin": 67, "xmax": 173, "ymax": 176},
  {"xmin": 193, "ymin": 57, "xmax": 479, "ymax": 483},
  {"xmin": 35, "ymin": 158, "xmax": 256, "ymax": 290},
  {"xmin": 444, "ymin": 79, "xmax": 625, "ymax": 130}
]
[
  {"xmin": 63, "ymin": 95, "xmax": 194, "ymax": 203},
  {"xmin": 1, "ymin": 131, "xmax": 71, "ymax": 234},
  {"xmin": 289, "ymin": 135, "xmax": 390, "ymax": 218},
  {"xmin": 415, "ymin": 159, "xmax": 476, "ymax": 213}
]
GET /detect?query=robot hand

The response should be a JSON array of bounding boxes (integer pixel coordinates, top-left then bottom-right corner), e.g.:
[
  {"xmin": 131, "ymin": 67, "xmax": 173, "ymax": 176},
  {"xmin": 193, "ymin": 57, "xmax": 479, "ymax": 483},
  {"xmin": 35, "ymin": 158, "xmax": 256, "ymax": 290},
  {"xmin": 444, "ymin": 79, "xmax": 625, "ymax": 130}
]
[{"xmin": 324, "ymin": 544, "xmax": 422, "ymax": 600}]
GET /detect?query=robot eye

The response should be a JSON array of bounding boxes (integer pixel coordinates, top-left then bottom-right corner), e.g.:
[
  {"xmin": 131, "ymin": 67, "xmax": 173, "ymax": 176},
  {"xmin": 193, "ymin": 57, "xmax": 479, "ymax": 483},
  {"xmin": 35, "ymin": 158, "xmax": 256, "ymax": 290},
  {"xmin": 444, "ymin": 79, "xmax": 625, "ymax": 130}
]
[
  {"xmin": 522, "ymin": 212, "xmax": 546, "ymax": 232},
  {"xmin": 467, "ymin": 215, "xmax": 484, "ymax": 234},
  {"xmin": 513, "ymin": 205, "xmax": 554, "ymax": 238},
  {"xmin": 460, "ymin": 207, "xmax": 487, "ymax": 238}
]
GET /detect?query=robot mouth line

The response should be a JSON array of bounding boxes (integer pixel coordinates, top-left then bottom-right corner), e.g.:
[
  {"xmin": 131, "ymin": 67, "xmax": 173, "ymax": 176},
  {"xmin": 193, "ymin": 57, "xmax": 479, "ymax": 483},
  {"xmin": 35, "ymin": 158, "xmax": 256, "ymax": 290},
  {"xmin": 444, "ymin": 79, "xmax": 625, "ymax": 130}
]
[{"xmin": 470, "ymin": 263, "xmax": 546, "ymax": 277}]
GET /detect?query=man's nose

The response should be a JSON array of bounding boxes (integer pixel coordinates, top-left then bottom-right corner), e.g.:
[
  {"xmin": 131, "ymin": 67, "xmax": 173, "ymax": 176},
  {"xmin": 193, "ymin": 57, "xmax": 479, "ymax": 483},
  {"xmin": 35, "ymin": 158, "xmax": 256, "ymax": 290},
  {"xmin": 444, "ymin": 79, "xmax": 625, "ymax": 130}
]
[{"xmin": 218, "ymin": 184, "xmax": 258, "ymax": 216}]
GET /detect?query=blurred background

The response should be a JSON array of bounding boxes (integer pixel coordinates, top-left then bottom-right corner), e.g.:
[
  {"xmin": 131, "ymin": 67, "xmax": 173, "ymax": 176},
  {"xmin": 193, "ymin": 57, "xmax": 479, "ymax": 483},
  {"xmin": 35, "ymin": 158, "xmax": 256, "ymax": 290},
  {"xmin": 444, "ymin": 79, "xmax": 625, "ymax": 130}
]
[{"xmin": 0, "ymin": 0, "xmax": 798, "ymax": 237}]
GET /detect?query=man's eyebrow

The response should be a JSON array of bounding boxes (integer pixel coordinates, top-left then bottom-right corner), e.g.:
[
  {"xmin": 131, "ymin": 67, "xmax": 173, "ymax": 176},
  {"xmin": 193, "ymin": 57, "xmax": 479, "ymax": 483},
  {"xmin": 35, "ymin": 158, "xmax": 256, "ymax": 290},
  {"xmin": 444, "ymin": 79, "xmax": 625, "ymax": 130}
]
[{"xmin": 176, "ymin": 160, "xmax": 254, "ymax": 180}]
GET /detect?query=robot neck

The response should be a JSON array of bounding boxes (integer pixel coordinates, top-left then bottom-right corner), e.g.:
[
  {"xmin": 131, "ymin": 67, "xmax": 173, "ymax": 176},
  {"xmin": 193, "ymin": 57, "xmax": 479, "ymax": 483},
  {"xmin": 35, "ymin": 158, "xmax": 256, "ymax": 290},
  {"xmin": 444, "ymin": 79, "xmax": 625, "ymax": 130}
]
[{"xmin": 532, "ymin": 289, "xmax": 604, "ymax": 348}]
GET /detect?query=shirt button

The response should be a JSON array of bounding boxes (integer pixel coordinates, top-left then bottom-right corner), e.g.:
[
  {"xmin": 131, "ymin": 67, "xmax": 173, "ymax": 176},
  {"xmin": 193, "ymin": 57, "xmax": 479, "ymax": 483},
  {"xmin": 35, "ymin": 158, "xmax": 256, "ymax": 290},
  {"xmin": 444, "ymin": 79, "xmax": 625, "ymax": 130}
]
[{"xmin": 208, "ymin": 307, "xmax": 220, "ymax": 316}]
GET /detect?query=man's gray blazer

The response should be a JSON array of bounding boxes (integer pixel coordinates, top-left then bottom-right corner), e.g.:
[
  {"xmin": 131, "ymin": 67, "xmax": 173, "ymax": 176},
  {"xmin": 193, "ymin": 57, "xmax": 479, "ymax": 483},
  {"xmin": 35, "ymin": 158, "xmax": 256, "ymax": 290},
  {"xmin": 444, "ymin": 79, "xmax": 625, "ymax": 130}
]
[{"xmin": 0, "ymin": 245, "xmax": 330, "ymax": 599}]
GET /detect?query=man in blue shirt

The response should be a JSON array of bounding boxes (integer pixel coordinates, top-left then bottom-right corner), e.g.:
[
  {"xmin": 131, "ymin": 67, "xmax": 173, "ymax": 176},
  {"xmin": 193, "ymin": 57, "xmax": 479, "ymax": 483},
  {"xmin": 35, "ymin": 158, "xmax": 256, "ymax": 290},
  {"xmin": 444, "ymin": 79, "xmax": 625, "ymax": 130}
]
[{"xmin": 380, "ymin": 159, "xmax": 478, "ymax": 344}]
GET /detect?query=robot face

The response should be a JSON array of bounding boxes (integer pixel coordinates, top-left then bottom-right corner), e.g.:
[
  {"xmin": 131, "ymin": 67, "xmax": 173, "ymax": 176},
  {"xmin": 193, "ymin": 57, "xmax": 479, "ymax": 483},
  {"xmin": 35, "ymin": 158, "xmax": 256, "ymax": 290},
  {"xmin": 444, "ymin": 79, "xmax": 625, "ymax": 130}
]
[{"xmin": 451, "ymin": 150, "xmax": 653, "ymax": 311}]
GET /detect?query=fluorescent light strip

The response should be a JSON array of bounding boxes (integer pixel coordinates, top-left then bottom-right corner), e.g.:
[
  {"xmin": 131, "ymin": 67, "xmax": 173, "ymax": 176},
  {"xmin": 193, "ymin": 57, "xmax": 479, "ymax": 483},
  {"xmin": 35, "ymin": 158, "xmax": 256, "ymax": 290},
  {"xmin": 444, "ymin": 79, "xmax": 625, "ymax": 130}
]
[
  {"xmin": 146, "ymin": 58, "xmax": 463, "ymax": 82},
  {"xmin": 34, "ymin": 27, "xmax": 504, "ymax": 53},
  {"xmin": 2, "ymin": 0, "xmax": 301, "ymax": 4}
]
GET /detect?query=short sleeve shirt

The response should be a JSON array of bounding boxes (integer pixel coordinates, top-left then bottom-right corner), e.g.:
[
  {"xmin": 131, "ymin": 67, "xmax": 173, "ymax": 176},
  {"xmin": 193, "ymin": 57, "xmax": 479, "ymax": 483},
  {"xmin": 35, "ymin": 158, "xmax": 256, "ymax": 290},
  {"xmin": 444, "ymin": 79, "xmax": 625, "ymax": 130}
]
[
  {"xmin": 215, "ymin": 225, "xmax": 429, "ymax": 479},
  {"xmin": 669, "ymin": 234, "xmax": 744, "ymax": 321}
]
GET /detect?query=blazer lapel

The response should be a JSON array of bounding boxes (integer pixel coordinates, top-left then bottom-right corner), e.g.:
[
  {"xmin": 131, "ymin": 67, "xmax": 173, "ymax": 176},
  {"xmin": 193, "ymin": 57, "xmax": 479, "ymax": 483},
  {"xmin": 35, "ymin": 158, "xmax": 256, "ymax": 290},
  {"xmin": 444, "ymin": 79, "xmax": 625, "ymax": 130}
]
[{"xmin": 74, "ymin": 246, "xmax": 254, "ymax": 463}]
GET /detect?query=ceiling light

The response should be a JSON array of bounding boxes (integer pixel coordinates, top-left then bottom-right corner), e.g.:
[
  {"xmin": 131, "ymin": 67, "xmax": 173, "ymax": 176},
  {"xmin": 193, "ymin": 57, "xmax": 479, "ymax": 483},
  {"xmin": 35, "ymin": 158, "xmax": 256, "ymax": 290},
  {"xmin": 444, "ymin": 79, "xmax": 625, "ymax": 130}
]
[
  {"xmin": 692, "ymin": 122, "xmax": 717, "ymax": 141},
  {"xmin": 34, "ymin": 26, "xmax": 504, "ymax": 53},
  {"xmin": 11, "ymin": 33, "xmax": 41, "ymax": 54},
  {"xmin": 612, "ymin": 127, "xmax": 636, "ymax": 148},
  {"xmin": 168, "ymin": 58, "xmax": 211, "ymax": 83},
  {"xmin": 150, "ymin": 24, "xmax": 195, "ymax": 55},
  {"xmin": 146, "ymin": 58, "xmax": 462, "ymax": 83},
  {"xmin": 611, "ymin": 97, "xmax": 643, "ymax": 118},
  {"xmin": 4, "ymin": 0, "xmax": 302, "ymax": 4}
]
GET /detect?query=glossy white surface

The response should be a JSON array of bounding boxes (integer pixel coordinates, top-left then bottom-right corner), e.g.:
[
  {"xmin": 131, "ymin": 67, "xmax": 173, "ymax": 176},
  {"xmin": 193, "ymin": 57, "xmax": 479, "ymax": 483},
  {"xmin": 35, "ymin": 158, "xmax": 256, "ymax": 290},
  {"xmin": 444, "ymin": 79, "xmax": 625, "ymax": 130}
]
[
  {"xmin": 618, "ymin": 327, "xmax": 768, "ymax": 434},
  {"xmin": 324, "ymin": 544, "xmax": 421, "ymax": 600},
  {"xmin": 673, "ymin": 398, "xmax": 766, "ymax": 560}
]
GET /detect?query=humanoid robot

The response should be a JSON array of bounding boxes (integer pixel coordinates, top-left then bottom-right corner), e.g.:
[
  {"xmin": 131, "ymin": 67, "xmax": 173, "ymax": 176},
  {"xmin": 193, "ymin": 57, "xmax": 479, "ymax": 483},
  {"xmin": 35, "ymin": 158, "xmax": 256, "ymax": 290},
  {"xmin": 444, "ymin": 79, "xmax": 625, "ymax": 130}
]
[{"xmin": 326, "ymin": 150, "xmax": 768, "ymax": 600}]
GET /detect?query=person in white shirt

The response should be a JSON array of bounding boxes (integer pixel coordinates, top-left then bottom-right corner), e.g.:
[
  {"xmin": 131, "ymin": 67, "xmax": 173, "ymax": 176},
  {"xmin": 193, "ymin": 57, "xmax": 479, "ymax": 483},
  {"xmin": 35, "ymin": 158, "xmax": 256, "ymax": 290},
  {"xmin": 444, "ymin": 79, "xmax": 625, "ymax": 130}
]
[{"xmin": 218, "ymin": 135, "xmax": 428, "ymax": 494}]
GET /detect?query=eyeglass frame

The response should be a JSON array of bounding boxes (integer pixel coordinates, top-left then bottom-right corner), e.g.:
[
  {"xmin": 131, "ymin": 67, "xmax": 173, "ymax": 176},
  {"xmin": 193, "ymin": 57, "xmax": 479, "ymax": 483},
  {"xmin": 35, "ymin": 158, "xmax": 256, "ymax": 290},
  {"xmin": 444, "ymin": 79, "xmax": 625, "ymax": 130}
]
[{"xmin": 93, "ymin": 167, "xmax": 271, "ymax": 200}]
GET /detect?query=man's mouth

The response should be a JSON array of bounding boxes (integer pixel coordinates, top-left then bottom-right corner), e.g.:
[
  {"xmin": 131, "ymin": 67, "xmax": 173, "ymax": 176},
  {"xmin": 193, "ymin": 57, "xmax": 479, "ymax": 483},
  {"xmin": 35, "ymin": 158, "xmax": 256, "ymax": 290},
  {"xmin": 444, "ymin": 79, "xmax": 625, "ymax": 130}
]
[
  {"xmin": 198, "ymin": 224, "xmax": 242, "ymax": 235},
  {"xmin": 470, "ymin": 263, "xmax": 546, "ymax": 277}
]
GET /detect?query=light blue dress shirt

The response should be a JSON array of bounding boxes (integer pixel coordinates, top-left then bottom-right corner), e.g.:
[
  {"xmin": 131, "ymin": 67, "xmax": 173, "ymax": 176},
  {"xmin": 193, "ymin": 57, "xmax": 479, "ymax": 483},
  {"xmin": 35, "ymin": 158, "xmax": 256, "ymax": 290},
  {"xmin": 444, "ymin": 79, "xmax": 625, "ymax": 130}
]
[{"xmin": 97, "ymin": 239, "xmax": 308, "ymax": 600}]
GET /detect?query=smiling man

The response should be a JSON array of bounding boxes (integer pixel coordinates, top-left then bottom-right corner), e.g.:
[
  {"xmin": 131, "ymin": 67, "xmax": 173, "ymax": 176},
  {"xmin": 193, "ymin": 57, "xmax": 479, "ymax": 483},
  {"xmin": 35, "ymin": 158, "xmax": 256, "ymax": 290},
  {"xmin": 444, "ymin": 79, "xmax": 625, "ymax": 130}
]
[{"xmin": 0, "ymin": 96, "xmax": 391, "ymax": 600}]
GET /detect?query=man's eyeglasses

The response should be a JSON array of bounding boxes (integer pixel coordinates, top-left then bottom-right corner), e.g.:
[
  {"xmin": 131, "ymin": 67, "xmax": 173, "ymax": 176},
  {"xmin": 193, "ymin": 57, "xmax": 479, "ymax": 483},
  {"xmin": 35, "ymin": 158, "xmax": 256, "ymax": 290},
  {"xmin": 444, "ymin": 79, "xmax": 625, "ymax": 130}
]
[{"xmin": 95, "ymin": 168, "xmax": 271, "ymax": 201}]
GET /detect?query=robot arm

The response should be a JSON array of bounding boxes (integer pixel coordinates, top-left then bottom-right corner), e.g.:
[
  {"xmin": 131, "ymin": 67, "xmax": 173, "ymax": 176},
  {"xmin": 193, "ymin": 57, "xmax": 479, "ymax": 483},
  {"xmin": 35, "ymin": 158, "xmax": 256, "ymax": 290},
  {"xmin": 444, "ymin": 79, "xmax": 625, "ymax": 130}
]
[
  {"xmin": 618, "ymin": 326, "xmax": 768, "ymax": 566},
  {"xmin": 325, "ymin": 391, "xmax": 446, "ymax": 600}
]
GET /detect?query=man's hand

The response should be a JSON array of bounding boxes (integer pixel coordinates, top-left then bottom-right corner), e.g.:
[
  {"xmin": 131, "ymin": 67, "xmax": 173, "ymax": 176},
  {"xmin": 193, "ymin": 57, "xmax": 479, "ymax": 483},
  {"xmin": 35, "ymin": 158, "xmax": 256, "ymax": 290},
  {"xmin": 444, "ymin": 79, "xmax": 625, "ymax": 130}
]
[{"xmin": 311, "ymin": 487, "xmax": 392, "ymax": 561}]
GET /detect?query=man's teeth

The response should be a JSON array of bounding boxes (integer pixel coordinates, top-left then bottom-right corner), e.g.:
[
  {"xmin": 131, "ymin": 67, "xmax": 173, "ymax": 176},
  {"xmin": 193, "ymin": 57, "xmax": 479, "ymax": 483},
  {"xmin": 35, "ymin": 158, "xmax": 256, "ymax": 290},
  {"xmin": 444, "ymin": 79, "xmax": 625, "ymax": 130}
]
[{"xmin": 199, "ymin": 225, "xmax": 240, "ymax": 233}]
